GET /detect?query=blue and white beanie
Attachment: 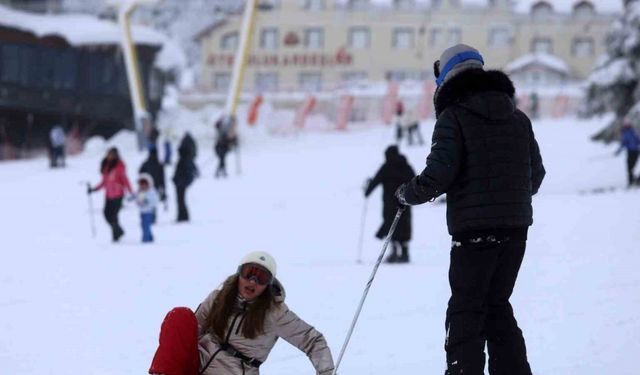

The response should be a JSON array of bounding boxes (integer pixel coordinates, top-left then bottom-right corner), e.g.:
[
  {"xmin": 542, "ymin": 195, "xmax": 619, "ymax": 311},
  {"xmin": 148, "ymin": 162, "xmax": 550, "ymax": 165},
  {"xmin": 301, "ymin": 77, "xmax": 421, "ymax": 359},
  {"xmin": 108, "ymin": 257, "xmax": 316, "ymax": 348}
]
[{"xmin": 435, "ymin": 44, "xmax": 485, "ymax": 87}]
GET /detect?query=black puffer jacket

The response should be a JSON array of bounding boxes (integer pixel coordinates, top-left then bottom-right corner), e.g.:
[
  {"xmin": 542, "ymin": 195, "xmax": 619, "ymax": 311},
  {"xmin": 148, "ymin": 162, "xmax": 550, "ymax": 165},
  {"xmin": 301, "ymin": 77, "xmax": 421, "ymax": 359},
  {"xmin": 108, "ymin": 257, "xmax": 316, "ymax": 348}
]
[
  {"xmin": 404, "ymin": 69, "xmax": 545, "ymax": 235},
  {"xmin": 365, "ymin": 147, "xmax": 415, "ymax": 241}
]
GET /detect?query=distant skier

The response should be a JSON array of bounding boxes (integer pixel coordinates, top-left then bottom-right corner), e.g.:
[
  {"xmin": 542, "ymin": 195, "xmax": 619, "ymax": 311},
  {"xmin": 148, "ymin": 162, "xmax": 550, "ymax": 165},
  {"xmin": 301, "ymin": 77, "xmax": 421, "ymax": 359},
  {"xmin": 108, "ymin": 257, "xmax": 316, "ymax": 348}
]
[
  {"xmin": 405, "ymin": 108, "xmax": 425, "ymax": 146},
  {"xmin": 173, "ymin": 134, "xmax": 199, "ymax": 222},
  {"xmin": 615, "ymin": 120, "xmax": 640, "ymax": 187},
  {"xmin": 139, "ymin": 148, "xmax": 167, "ymax": 219},
  {"xmin": 364, "ymin": 145, "xmax": 415, "ymax": 263},
  {"xmin": 214, "ymin": 115, "xmax": 237, "ymax": 178},
  {"xmin": 132, "ymin": 173, "xmax": 159, "ymax": 243},
  {"xmin": 148, "ymin": 251, "xmax": 335, "ymax": 375},
  {"xmin": 393, "ymin": 101, "xmax": 405, "ymax": 144},
  {"xmin": 49, "ymin": 124, "xmax": 66, "ymax": 168},
  {"xmin": 88, "ymin": 147, "xmax": 133, "ymax": 242},
  {"xmin": 395, "ymin": 44, "xmax": 545, "ymax": 375}
]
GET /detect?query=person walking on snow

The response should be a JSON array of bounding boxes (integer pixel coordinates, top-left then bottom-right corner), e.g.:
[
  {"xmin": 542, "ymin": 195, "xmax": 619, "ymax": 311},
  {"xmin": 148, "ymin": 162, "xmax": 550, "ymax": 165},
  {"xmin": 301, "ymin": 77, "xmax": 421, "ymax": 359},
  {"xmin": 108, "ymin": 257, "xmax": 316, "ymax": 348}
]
[
  {"xmin": 148, "ymin": 251, "xmax": 335, "ymax": 375},
  {"xmin": 615, "ymin": 120, "xmax": 640, "ymax": 187},
  {"xmin": 364, "ymin": 145, "xmax": 415, "ymax": 263},
  {"xmin": 88, "ymin": 147, "xmax": 133, "ymax": 242},
  {"xmin": 131, "ymin": 173, "xmax": 159, "ymax": 243},
  {"xmin": 173, "ymin": 134, "xmax": 199, "ymax": 222},
  {"xmin": 49, "ymin": 124, "xmax": 66, "ymax": 168},
  {"xmin": 395, "ymin": 44, "xmax": 545, "ymax": 375}
]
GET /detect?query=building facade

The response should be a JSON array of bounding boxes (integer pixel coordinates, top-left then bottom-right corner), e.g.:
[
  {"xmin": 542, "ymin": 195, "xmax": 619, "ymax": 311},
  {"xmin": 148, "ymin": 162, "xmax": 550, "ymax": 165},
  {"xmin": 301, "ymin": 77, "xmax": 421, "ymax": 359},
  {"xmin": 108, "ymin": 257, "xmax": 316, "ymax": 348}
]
[
  {"xmin": 196, "ymin": 0, "xmax": 617, "ymax": 93},
  {"xmin": 0, "ymin": 0, "xmax": 62, "ymax": 13}
]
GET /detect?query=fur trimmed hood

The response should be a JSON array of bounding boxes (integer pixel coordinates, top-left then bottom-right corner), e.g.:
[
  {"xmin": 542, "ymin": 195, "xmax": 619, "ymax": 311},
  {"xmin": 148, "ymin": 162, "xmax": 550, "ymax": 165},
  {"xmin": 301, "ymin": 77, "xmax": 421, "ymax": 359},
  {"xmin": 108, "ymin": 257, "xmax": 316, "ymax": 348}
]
[{"xmin": 434, "ymin": 69, "xmax": 516, "ymax": 119}]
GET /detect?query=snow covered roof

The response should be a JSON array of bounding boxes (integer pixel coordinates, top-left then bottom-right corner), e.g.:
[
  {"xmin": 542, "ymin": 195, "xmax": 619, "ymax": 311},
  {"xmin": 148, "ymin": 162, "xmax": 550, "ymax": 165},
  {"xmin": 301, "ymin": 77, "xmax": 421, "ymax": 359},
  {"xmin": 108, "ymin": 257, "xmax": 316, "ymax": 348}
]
[
  {"xmin": 0, "ymin": 4, "xmax": 164, "ymax": 47},
  {"xmin": 504, "ymin": 53, "xmax": 571, "ymax": 74}
]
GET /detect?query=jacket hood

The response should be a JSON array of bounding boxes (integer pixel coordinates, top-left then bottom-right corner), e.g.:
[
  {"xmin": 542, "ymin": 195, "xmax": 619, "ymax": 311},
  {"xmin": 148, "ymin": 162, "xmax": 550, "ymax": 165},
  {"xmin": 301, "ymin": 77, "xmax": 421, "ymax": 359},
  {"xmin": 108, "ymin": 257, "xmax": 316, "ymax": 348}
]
[
  {"xmin": 138, "ymin": 172, "xmax": 154, "ymax": 188},
  {"xmin": 271, "ymin": 278, "xmax": 286, "ymax": 303},
  {"xmin": 434, "ymin": 69, "xmax": 516, "ymax": 120}
]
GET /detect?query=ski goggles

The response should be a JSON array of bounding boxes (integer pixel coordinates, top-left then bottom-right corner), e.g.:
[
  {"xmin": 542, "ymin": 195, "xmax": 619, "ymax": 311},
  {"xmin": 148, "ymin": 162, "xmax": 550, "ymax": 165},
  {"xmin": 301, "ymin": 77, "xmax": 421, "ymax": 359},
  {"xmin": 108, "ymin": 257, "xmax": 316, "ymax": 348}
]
[{"xmin": 238, "ymin": 264, "xmax": 273, "ymax": 286}]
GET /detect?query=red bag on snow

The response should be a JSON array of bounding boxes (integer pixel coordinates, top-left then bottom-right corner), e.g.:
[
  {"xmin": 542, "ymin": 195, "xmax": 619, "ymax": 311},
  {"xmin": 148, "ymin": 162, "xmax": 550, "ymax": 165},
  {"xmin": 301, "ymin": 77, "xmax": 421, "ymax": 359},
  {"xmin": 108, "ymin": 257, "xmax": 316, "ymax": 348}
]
[{"xmin": 149, "ymin": 307, "xmax": 199, "ymax": 375}]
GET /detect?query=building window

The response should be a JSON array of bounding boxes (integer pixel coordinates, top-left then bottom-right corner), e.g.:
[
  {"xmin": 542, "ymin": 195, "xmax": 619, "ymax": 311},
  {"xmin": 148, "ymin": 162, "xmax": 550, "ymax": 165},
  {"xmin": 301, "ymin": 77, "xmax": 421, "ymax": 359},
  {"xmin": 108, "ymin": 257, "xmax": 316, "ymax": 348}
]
[
  {"xmin": 304, "ymin": 28, "xmax": 324, "ymax": 49},
  {"xmin": 531, "ymin": 1, "xmax": 553, "ymax": 21},
  {"xmin": 303, "ymin": 0, "xmax": 325, "ymax": 10},
  {"xmin": 348, "ymin": 0, "xmax": 370, "ymax": 10},
  {"xmin": 393, "ymin": 0, "xmax": 415, "ymax": 10},
  {"xmin": 572, "ymin": 37, "xmax": 594, "ymax": 57},
  {"xmin": 393, "ymin": 28, "xmax": 414, "ymax": 49},
  {"xmin": 260, "ymin": 27, "xmax": 279, "ymax": 50},
  {"xmin": 573, "ymin": 1, "xmax": 594, "ymax": 20},
  {"xmin": 255, "ymin": 72, "xmax": 279, "ymax": 92},
  {"xmin": 488, "ymin": 27, "xmax": 511, "ymax": 48},
  {"xmin": 448, "ymin": 28, "xmax": 461, "ymax": 45},
  {"xmin": 386, "ymin": 69, "xmax": 426, "ymax": 82},
  {"xmin": 531, "ymin": 37, "xmax": 553, "ymax": 53},
  {"xmin": 349, "ymin": 27, "xmax": 370, "ymax": 49},
  {"xmin": 430, "ymin": 28, "xmax": 445, "ymax": 46},
  {"xmin": 0, "ymin": 44, "xmax": 20, "ymax": 83},
  {"xmin": 341, "ymin": 71, "xmax": 368, "ymax": 83},
  {"xmin": 299, "ymin": 72, "xmax": 322, "ymax": 91},
  {"xmin": 213, "ymin": 72, "xmax": 231, "ymax": 92},
  {"xmin": 221, "ymin": 32, "xmax": 239, "ymax": 51}
]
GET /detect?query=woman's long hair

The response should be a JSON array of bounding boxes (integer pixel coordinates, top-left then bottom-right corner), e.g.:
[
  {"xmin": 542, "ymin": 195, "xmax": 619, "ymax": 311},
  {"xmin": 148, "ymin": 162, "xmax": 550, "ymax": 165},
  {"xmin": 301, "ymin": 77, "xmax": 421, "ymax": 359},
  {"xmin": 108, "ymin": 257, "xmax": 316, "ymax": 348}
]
[
  {"xmin": 100, "ymin": 147, "xmax": 120, "ymax": 173},
  {"xmin": 205, "ymin": 274, "xmax": 275, "ymax": 340}
]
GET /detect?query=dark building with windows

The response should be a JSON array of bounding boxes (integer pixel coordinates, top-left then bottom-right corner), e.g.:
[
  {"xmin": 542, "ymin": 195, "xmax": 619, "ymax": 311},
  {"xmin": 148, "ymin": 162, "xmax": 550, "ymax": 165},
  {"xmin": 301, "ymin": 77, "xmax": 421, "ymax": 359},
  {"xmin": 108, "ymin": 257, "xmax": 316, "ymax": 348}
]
[
  {"xmin": 0, "ymin": 5, "xmax": 165, "ymax": 159},
  {"xmin": 0, "ymin": 0, "xmax": 62, "ymax": 13}
]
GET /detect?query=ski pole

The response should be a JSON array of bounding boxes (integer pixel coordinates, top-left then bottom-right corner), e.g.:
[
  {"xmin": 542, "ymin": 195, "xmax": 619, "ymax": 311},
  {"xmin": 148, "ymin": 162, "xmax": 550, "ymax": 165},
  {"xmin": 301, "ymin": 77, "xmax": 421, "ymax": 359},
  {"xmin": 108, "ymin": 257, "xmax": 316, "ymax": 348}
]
[
  {"xmin": 355, "ymin": 198, "xmax": 368, "ymax": 264},
  {"xmin": 332, "ymin": 207, "xmax": 405, "ymax": 375},
  {"xmin": 86, "ymin": 183, "xmax": 97, "ymax": 238}
]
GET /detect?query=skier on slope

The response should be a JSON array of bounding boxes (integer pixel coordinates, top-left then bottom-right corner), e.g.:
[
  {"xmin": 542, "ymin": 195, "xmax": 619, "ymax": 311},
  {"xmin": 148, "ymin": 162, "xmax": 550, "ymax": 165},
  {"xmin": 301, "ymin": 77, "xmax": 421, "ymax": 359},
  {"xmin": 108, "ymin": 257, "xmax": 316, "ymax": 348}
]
[
  {"xmin": 148, "ymin": 251, "xmax": 335, "ymax": 375},
  {"xmin": 614, "ymin": 120, "xmax": 640, "ymax": 187},
  {"xmin": 88, "ymin": 147, "xmax": 133, "ymax": 242},
  {"xmin": 364, "ymin": 145, "xmax": 415, "ymax": 263},
  {"xmin": 395, "ymin": 44, "xmax": 545, "ymax": 375}
]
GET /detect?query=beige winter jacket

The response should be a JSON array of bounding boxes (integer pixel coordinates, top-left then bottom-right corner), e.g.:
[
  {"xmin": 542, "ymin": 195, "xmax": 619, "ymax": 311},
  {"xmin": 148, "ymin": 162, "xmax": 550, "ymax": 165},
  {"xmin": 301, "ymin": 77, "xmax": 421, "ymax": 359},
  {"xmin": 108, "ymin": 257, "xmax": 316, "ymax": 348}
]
[{"xmin": 194, "ymin": 280, "xmax": 335, "ymax": 375}]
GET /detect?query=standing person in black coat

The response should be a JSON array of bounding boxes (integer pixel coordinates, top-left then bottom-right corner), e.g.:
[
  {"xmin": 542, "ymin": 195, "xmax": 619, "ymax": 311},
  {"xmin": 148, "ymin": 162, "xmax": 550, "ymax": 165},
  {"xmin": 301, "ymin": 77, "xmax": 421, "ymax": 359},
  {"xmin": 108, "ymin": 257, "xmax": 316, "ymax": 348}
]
[
  {"xmin": 364, "ymin": 146, "xmax": 415, "ymax": 263},
  {"xmin": 139, "ymin": 148, "xmax": 166, "ymax": 221},
  {"xmin": 395, "ymin": 44, "xmax": 545, "ymax": 375},
  {"xmin": 173, "ymin": 133, "xmax": 199, "ymax": 222},
  {"xmin": 214, "ymin": 117, "xmax": 233, "ymax": 178}
]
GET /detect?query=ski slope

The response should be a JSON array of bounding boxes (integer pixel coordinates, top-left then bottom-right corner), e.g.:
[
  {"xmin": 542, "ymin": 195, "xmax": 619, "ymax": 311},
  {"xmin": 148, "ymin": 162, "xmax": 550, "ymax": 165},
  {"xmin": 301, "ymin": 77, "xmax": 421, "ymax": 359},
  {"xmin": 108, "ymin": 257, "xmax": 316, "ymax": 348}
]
[{"xmin": 0, "ymin": 113, "xmax": 638, "ymax": 375}]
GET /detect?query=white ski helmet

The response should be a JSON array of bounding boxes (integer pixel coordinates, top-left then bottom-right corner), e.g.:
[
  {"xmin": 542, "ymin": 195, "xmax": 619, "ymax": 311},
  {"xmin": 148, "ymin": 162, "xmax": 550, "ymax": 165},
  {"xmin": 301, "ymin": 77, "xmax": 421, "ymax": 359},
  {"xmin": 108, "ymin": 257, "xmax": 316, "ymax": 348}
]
[{"xmin": 239, "ymin": 251, "xmax": 277, "ymax": 277}]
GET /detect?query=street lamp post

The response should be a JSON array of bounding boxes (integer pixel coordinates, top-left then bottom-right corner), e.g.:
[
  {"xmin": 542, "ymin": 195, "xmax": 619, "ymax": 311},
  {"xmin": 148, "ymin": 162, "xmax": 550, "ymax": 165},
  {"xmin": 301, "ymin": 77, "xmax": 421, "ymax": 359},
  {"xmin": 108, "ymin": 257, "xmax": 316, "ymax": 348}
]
[{"xmin": 109, "ymin": 0, "xmax": 159, "ymax": 151}]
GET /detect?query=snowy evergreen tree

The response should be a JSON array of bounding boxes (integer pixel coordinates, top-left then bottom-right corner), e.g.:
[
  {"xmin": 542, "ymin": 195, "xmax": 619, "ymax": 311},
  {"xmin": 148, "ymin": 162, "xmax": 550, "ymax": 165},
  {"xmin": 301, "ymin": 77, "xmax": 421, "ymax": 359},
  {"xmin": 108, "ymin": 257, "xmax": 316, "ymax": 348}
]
[{"xmin": 583, "ymin": 0, "xmax": 640, "ymax": 143}]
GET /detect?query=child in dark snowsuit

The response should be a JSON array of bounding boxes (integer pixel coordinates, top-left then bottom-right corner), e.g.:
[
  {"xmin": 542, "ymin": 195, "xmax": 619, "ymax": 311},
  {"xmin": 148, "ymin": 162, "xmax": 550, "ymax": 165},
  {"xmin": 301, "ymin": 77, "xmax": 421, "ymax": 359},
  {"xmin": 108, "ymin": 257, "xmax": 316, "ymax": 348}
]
[{"xmin": 364, "ymin": 146, "xmax": 415, "ymax": 263}]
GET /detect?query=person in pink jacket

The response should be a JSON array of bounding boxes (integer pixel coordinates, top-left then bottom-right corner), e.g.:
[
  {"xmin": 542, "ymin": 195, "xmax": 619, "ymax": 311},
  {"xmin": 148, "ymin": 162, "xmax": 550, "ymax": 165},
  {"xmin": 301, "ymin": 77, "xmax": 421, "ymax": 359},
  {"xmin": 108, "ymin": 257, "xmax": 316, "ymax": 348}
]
[{"xmin": 88, "ymin": 147, "xmax": 133, "ymax": 242}]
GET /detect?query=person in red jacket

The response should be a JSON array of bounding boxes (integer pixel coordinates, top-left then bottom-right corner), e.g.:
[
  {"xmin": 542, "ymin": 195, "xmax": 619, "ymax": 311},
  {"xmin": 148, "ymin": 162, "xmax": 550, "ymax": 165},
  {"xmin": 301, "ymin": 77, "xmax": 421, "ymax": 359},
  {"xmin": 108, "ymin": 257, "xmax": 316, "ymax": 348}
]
[{"xmin": 88, "ymin": 147, "xmax": 133, "ymax": 242}]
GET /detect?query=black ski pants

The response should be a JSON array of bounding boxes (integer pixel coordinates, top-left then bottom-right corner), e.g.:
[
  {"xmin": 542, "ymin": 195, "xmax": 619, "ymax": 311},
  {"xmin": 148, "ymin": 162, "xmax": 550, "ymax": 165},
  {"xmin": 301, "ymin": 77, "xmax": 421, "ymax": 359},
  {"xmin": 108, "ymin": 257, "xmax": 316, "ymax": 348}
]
[
  {"xmin": 627, "ymin": 150, "xmax": 639, "ymax": 186},
  {"xmin": 103, "ymin": 197, "xmax": 124, "ymax": 241},
  {"xmin": 445, "ymin": 229, "xmax": 532, "ymax": 375},
  {"xmin": 175, "ymin": 184, "xmax": 189, "ymax": 222}
]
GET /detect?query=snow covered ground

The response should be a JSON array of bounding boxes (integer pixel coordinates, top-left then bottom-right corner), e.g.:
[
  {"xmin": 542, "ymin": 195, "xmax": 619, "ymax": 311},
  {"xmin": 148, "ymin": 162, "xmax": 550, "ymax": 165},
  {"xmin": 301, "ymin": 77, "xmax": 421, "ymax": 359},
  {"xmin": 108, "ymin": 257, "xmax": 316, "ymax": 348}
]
[{"xmin": 0, "ymin": 113, "xmax": 638, "ymax": 375}]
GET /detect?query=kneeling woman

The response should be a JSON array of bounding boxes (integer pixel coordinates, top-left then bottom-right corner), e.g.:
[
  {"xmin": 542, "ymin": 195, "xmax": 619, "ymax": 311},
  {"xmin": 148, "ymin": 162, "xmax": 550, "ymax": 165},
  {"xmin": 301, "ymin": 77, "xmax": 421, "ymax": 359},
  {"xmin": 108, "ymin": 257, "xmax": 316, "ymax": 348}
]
[{"xmin": 149, "ymin": 251, "xmax": 335, "ymax": 375}]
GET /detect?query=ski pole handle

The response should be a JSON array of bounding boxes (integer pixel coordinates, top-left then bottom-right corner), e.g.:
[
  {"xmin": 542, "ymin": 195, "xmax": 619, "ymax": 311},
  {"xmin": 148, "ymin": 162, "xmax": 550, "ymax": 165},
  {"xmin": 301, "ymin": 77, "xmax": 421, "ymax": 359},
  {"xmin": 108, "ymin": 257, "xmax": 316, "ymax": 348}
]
[{"xmin": 332, "ymin": 207, "xmax": 405, "ymax": 375}]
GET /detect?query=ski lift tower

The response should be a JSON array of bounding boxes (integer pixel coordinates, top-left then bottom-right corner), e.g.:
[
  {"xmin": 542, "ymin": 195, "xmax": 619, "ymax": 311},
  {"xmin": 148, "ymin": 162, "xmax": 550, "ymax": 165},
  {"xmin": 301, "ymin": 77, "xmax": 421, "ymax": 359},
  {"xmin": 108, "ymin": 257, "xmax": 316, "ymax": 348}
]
[
  {"xmin": 218, "ymin": 0, "xmax": 259, "ymax": 175},
  {"xmin": 109, "ymin": 0, "xmax": 160, "ymax": 151}
]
